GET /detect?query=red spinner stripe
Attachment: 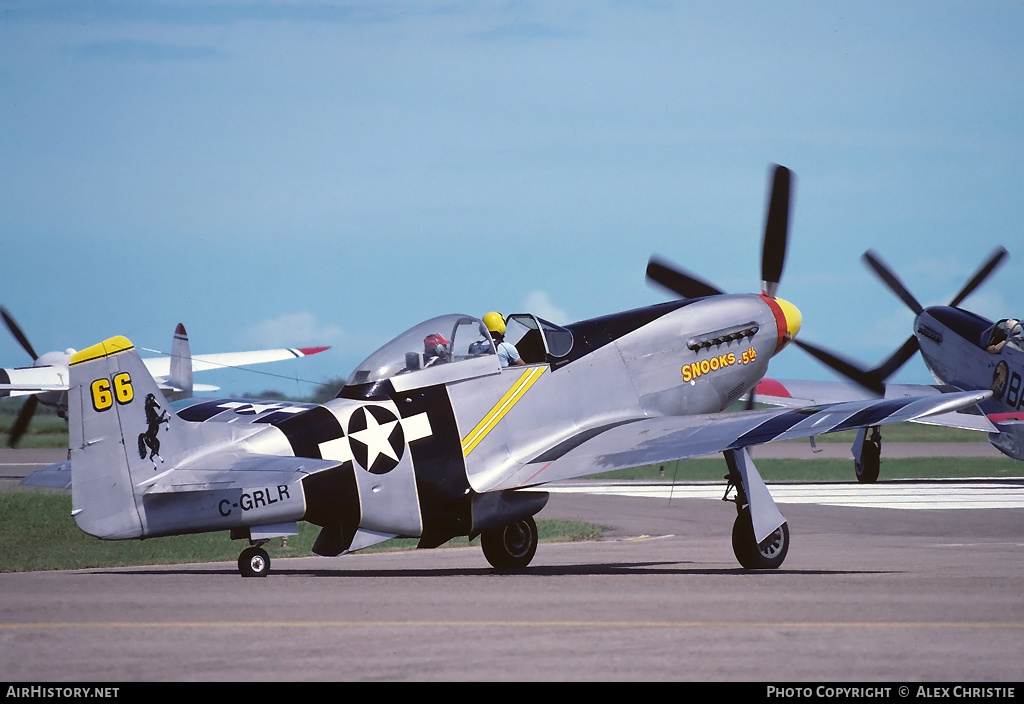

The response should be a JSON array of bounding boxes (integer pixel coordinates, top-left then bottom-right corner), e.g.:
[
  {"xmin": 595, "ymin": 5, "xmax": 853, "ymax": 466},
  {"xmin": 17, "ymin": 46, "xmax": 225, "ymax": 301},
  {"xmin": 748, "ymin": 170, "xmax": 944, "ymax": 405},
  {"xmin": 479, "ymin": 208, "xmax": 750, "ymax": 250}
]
[{"xmin": 760, "ymin": 294, "xmax": 787, "ymax": 354}]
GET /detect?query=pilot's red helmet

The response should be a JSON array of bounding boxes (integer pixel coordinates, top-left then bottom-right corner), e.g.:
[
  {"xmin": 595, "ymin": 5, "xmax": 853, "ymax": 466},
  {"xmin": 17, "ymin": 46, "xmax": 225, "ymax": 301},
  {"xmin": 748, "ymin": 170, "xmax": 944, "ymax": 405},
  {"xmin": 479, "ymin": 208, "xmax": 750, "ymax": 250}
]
[{"xmin": 423, "ymin": 333, "xmax": 450, "ymax": 352}]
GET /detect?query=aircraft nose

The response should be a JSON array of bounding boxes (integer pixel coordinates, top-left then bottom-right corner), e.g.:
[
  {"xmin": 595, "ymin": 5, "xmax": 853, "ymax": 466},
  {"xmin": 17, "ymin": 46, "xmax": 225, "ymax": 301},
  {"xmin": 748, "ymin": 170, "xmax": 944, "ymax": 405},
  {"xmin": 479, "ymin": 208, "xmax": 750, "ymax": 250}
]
[{"xmin": 774, "ymin": 297, "xmax": 802, "ymax": 347}]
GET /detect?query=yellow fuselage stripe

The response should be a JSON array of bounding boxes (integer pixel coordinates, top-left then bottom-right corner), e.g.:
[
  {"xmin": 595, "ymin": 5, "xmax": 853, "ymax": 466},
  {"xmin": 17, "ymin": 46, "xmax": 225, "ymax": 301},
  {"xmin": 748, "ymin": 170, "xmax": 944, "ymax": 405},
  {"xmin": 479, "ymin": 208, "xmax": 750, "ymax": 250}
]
[{"xmin": 462, "ymin": 367, "xmax": 546, "ymax": 457}]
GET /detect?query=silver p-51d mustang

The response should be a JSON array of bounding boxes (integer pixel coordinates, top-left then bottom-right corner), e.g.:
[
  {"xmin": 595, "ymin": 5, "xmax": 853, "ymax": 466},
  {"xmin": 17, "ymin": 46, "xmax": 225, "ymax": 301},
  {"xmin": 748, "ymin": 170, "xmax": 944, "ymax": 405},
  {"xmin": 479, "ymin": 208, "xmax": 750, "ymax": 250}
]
[{"xmin": 38, "ymin": 166, "xmax": 989, "ymax": 576}]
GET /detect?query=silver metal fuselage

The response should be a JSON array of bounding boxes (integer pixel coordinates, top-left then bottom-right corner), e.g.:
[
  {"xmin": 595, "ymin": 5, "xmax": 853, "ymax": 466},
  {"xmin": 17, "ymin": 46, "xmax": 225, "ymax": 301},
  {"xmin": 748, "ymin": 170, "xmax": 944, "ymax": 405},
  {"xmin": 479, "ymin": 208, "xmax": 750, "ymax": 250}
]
[
  {"xmin": 65, "ymin": 292, "xmax": 795, "ymax": 554},
  {"xmin": 155, "ymin": 294, "xmax": 787, "ymax": 544},
  {"xmin": 914, "ymin": 305, "xmax": 1024, "ymax": 459},
  {"xmin": 914, "ymin": 306, "xmax": 1021, "ymax": 412}
]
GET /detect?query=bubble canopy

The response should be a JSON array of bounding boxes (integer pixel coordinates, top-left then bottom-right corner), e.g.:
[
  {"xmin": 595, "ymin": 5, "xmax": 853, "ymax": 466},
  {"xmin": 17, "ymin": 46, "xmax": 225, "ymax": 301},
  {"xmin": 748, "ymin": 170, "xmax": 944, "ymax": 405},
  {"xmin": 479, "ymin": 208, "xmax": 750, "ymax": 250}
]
[{"xmin": 345, "ymin": 314, "xmax": 497, "ymax": 387}]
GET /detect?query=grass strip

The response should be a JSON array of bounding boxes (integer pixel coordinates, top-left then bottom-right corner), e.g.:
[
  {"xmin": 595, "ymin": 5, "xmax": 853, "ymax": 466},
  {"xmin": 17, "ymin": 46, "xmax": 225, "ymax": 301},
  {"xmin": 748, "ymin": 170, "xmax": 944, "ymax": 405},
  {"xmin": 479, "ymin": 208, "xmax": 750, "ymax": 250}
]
[
  {"xmin": 0, "ymin": 493, "xmax": 602, "ymax": 573},
  {"xmin": 595, "ymin": 456, "xmax": 1024, "ymax": 482}
]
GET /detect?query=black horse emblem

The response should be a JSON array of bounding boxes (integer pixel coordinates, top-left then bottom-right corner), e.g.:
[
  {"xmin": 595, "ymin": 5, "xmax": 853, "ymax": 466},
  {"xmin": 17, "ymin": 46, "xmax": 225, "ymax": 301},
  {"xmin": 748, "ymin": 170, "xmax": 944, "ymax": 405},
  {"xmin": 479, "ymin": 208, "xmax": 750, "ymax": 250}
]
[{"xmin": 138, "ymin": 393, "xmax": 169, "ymax": 467}]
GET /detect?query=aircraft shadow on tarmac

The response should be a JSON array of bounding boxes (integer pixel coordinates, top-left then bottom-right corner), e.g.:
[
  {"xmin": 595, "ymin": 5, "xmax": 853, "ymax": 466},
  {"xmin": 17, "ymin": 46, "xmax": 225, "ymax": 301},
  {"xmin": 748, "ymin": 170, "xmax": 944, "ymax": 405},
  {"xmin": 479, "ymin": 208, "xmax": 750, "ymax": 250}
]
[{"xmin": 87, "ymin": 561, "xmax": 892, "ymax": 578}]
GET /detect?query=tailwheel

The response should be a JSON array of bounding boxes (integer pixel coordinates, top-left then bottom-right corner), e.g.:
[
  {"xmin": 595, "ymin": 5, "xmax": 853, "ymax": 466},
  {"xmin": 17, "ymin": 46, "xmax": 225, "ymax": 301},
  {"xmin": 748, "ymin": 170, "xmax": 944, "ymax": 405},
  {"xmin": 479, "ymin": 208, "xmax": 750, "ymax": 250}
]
[
  {"xmin": 731, "ymin": 507, "xmax": 789, "ymax": 569},
  {"xmin": 855, "ymin": 427, "xmax": 881, "ymax": 484},
  {"xmin": 238, "ymin": 546, "xmax": 271, "ymax": 578},
  {"xmin": 481, "ymin": 515, "xmax": 538, "ymax": 569}
]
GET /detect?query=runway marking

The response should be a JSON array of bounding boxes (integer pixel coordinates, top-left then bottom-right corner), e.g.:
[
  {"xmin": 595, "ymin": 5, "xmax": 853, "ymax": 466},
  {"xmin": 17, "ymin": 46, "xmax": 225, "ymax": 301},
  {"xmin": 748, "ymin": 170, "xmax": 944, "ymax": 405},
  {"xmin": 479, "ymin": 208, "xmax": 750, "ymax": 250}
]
[
  {"xmin": 933, "ymin": 542, "xmax": 1024, "ymax": 548},
  {"xmin": 546, "ymin": 481, "xmax": 1024, "ymax": 510},
  {"xmin": 2, "ymin": 620, "xmax": 1023, "ymax": 630}
]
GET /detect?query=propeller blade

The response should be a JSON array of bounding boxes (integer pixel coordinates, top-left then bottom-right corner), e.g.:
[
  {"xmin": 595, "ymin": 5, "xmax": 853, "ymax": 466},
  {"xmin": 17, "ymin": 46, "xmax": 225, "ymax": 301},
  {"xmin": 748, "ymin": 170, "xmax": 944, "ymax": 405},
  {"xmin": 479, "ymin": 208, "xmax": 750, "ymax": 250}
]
[
  {"xmin": 9, "ymin": 394, "xmax": 38, "ymax": 448},
  {"xmin": 869, "ymin": 335, "xmax": 920, "ymax": 382},
  {"xmin": 0, "ymin": 306, "xmax": 39, "ymax": 361},
  {"xmin": 790, "ymin": 338, "xmax": 885, "ymax": 396},
  {"xmin": 861, "ymin": 250, "xmax": 924, "ymax": 316},
  {"xmin": 646, "ymin": 256, "xmax": 724, "ymax": 299},
  {"xmin": 948, "ymin": 246, "xmax": 1008, "ymax": 308},
  {"xmin": 760, "ymin": 165, "xmax": 792, "ymax": 298}
]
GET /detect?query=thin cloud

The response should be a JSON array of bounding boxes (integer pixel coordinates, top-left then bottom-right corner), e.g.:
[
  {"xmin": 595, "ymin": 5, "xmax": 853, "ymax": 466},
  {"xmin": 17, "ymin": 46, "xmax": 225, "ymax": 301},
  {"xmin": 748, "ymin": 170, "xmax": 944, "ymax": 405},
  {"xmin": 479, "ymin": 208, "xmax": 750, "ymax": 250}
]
[
  {"xmin": 520, "ymin": 290, "xmax": 569, "ymax": 325},
  {"xmin": 237, "ymin": 312, "xmax": 347, "ymax": 350},
  {"xmin": 470, "ymin": 21, "xmax": 584, "ymax": 42},
  {"xmin": 8, "ymin": 2, "xmax": 395, "ymax": 27},
  {"xmin": 72, "ymin": 40, "xmax": 224, "ymax": 62}
]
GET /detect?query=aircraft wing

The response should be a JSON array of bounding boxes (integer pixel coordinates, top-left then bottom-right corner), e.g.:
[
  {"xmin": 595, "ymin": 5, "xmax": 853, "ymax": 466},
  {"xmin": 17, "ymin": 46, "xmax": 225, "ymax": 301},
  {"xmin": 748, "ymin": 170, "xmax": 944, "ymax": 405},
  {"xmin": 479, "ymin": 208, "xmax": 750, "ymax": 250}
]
[
  {"xmin": 751, "ymin": 378, "xmax": 998, "ymax": 432},
  {"xmin": 142, "ymin": 345, "xmax": 330, "ymax": 376},
  {"xmin": 1, "ymin": 347, "xmax": 329, "ymax": 398},
  {"xmin": 0, "ymin": 365, "xmax": 68, "ymax": 397},
  {"xmin": 488, "ymin": 389, "xmax": 991, "ymax": 491},
  {"xmin": 19, "ymin": 411, "xmax": 333, "ymax": 491}
]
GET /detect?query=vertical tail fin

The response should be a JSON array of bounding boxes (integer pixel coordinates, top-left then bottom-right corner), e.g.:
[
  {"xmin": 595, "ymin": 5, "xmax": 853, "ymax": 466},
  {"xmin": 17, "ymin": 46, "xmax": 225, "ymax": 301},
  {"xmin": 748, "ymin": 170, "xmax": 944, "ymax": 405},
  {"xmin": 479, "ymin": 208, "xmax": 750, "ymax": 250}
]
[
  {"xmin": 69, "ymin": 335, "xmax": 326, "ymax": 545},
  {"xmin": 69, "ymin": 336, "xmax": 188, "ymax": 539},
  {"xmin": 165, "ymin": 323, "xmax": 194, "ymax": 401}
]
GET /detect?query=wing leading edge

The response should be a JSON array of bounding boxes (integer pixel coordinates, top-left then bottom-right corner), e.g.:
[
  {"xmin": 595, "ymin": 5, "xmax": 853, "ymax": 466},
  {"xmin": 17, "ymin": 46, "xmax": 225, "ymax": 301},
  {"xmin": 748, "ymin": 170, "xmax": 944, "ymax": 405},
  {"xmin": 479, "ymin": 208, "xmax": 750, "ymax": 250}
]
[{"xmin": 489, "ymin": 389, "xmax": 992, "ymax": 490}]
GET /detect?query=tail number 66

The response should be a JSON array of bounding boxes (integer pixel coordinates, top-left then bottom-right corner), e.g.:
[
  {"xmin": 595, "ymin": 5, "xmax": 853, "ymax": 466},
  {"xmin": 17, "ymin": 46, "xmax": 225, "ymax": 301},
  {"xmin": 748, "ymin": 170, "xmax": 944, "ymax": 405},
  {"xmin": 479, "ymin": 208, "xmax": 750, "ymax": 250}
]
[{"xmin": 90, "ymin": 373, "xmax": 135, "ymax": 412}]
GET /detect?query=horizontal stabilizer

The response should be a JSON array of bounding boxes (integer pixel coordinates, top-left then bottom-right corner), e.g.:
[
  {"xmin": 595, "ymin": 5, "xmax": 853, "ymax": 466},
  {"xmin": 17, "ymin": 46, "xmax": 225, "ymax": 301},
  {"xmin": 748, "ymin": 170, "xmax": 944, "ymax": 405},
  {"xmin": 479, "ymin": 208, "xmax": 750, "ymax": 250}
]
[
  {"xmin": 21, "ymin": 460, "xmax": 71, "ymax": 490},
  {"xmin": 136, "ymin": 451, "xmax": 340, "ymax": 494}
]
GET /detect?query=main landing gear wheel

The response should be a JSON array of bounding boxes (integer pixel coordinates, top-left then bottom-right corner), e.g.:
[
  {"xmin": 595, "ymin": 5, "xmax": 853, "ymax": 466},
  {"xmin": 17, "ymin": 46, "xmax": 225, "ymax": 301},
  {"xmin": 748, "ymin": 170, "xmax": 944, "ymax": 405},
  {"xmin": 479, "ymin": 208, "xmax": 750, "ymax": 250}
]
[
  {"xmin": 481, "ymin": 515, "xmax": 538, "ymax": 569},
  {"xmin": 856, "ymin": 436, "xmax": 881, "ymax": 484},
  {"xmin": 238, "ymin": 546, "xmax": 270, "ymax": 577},
  {"xmin": 731, "ymin": 507, "xmax": 789, "ymax": 569}
]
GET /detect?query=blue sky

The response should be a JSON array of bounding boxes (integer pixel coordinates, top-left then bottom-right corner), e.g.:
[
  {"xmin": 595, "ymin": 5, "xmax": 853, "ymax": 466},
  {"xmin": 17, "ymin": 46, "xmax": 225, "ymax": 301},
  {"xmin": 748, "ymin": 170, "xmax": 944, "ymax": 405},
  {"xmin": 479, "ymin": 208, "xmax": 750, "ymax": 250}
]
[{"xmin": 1, "ymin": 1, "xmax": 1022, "ymax": 397}]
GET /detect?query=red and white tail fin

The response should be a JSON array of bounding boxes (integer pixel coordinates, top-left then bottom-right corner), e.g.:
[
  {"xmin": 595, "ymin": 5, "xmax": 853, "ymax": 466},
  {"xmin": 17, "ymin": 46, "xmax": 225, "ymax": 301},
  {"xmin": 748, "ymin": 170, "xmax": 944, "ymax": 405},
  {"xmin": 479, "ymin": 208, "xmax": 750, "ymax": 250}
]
[{"xmin": 165, "ymin": 323, "xmax": 194, "ymax": 401}]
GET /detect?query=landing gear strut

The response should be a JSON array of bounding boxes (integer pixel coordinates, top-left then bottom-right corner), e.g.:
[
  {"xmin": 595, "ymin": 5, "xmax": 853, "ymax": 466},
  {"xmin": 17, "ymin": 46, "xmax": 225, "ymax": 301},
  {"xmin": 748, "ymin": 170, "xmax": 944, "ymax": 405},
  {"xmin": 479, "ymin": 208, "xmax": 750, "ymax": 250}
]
[
  {"xmin": 723, "ymin": 448, "xmax": 789, "ymax": 569},
  {"xmin": 481, "ymin": 516, "xmax": 538, "ymax": 569},
  {"xmin": 855, "ymin": 426, "xmax": 881, "ymax": 484},
  {"xmin": 238, "ymin": 544, "xmax": 270, "ymax": 577}
]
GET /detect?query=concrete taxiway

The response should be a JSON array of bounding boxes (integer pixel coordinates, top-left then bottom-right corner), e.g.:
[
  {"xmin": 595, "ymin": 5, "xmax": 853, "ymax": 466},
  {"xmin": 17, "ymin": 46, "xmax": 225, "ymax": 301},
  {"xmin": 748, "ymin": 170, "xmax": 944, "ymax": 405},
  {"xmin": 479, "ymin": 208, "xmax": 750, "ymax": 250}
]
[{"xmin": 2, "ymin": 460, "xmax": 1022, "ymax": 681}]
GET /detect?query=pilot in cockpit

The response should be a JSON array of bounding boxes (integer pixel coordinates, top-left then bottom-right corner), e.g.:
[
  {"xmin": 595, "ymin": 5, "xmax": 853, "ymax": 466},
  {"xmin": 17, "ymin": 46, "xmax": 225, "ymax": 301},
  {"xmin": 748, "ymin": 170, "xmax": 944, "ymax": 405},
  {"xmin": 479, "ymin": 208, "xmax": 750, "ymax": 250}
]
[
  {"xmin": 422, "ymin": 333, "xmax": 450, "ymax": 367},
  {"xmin": 483, "ymin": 312, "xmax": 525, "ymax": 367},
  {"xmin": 986, "ymin": 318, "xmax": 1023, "ymax": 354}
]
